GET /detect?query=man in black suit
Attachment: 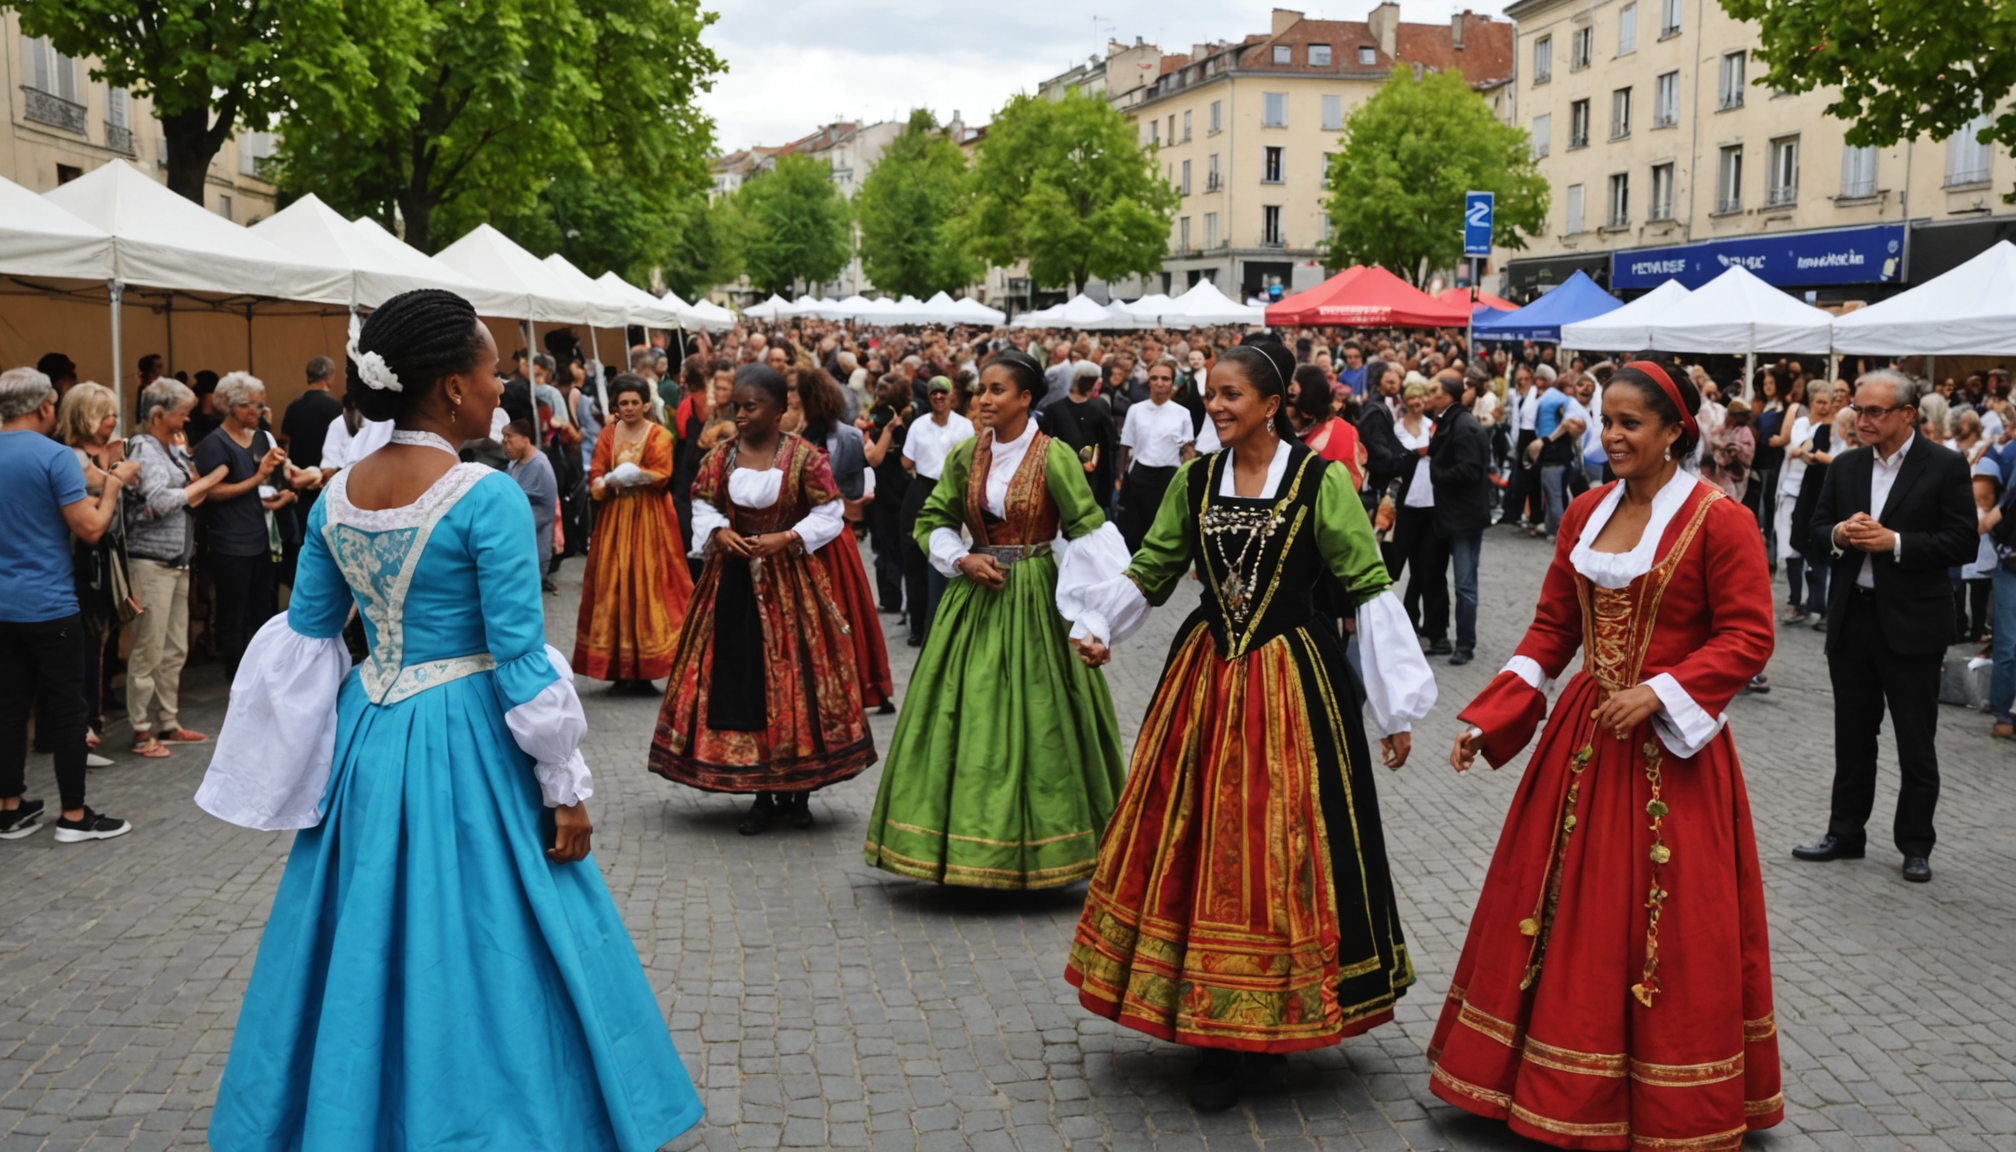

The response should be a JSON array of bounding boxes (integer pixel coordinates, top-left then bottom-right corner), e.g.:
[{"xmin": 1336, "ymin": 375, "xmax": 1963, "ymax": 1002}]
[
  {"xmin": 1795, "ymin": 370, "xmax": 1977, "ymax": 883},
  {"xmin": 1354, "ymin": 359, "xmax": 1410, "ymax": 508},
  {"xmin": 1427, "ymin": 370, "xmax": 1491, "ymax": 665}
]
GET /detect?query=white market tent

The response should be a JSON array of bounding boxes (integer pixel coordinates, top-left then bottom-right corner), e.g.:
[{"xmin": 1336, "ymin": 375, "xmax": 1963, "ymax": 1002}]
[
  {"xmin": 253, "ymin": 194, "xmax": 520, "ymax": 315},
  {"xmin": 536, "ymin": 252, "xmax": 632, "ymax": 330},
  {"xmin": 1645, "ymin": 265, "xmax": 1834, "ymax": 355},
  {"xmin": 1558, "ymin": 278, "xmax": 1692, "ymax": 350},
  {"xmin": 46, "ymin": 160, "xmax": 347, "ymax": 305},
  {"xmin": 1043, "ymin": 293, "xmax": 1138, "ymax": 329},
  {"xmin": 1161, "ymin": 279, "xmax": 1265, "ymax": 325},
  {"xmin": 596, "ymin": 271, "xmax": 687, "ymax": 331},
  {"xmin": 918, "ymin": 291, "xmax": 964, "ymax": 326},
  {"xmin": 1831, "ymin": 241, "xmax": 2016, "ymax": 355},
  {"xmin": 952, "ymin": 296, "xmax": 1007, "ymax": 325},
  {"xmin": 830, "ymin": 294, "xmax": 873, "ymax": 322},
  {"xmin": 434, "ymin": 224, "xmax": 592, "ymax": 325},
  {"xmin": 0, "ymin": 173, "xmax": 112, "ymax": 280},
  {"xmin": 678, "ymin": 294, "xmax": 736, "ymax": 332},
  {"xmin": 744, "ymin": 293, "xmax": 796, "ymax": 321},
  {"xmin": 1120, "ymin": 293, "xmax": 1173, "ymax": 325}
]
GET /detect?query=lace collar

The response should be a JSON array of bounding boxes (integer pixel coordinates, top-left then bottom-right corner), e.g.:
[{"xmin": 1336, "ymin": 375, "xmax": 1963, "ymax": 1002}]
[
  {"xmin": 324, "ymin": 461, "xmax": 492, "ymax": 533},
  {"xmin": 390, "ymin": 429, "xmax": 460, "ymax": 457},
  {"xmin": 1570, "ymin": 467, "xmax": 1702, "ymax": 589}
]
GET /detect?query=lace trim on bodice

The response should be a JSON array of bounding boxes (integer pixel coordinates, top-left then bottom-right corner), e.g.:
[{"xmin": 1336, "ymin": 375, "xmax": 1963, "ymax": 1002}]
[
  {"xmin": 1577, "ymin": 488, "xmax": 1723, "ymax": 692},
  {"xmin": 323, "ymin": 464, "xmax": 493, "ymax": 704},
  {"xmin": 390, "ymin": 428, "xmax": 460, "ymax": 457}
]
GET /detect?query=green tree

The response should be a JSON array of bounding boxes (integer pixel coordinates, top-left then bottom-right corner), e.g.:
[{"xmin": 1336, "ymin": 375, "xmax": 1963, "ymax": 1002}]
[
  {"xmin": 736, "ymin": 153, "xmax": 852, "ymax": 296},
  {"xmin": 1722, "ymin": 0, "xmax": 2016, "ymax": 201},
  {"xmin": 954, "ymin": 89, "xmax": 1177, "ymax": 295},
  {"xmin": 658, "ymin": 192, "xmax": 745, "ymax": 301},
  {"xmin": 1, "ymin": 0, "xmax": 367, "ymax": 203},
  {"xmin": 1320, "ymin": 69, "xmax": 1549, "ymax": 286},
  {"xmin": 855, "ymin": 109, "xmax": 978, "ymax": 298},
  {"xmin": 275, "ymin": 0, "xmax": 722, "ymax": 258}
]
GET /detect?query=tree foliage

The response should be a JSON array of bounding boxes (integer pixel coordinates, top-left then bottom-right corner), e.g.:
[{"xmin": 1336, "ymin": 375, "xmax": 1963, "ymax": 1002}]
[
  {"xmin": 734, "ymin": 153, "xmax": 852, "ymax": 297},
  {"xmin": 1, "ymin": 0, "xmax": 367, "ymax": 203},
  {"xmin": 1722, "ymin": 0, "xmax": 2016, "ymax": 201},
  {"xmin": 658, "ymin": 193, "xmax": 745, "ymax": 302},
  {"xmin": 954, "ymin": 89, "xmax": 1177, "ymax": 295},
  {"xmin": 1321, "ymin": 69, "xmax": 1549, "ymax": 286},
  {"xmin": 274, "ymin": 0, "xmax": 722, "ymax": 267},
  {"xmin": 854, "ymin": 109, "xmax": 978, "ymax": 298}
]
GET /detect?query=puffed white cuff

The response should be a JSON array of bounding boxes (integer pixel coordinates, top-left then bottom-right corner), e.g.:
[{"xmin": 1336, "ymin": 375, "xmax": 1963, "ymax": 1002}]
[
  {"xmin": 929, "ymin": 526, "xmax": 969, "ymax": 577},
  {"xmin": 1054, "ymin": 523, "xmax": 1136, "ymax": 645},
  {"xmin": 1643, "ymin": 671, "xmax": 1726, "ymax": 759},
  {"xmin": 690, "ymin": 498, "xmax": 730, "ymax": 558},
  {"xmin": 504, "ymin": 645, "xmax": 596, "ymax": 807},
  {"xmin": 196, "ymin": 612, "xmax": 352, "ymax": 830},
  {"xmin": 1357, "ymin": 590, "xmax": 1439, "ymax": 736},
  {"xmin": 791, "ymin": 498, "xmax": 845, "ymax": 553}
]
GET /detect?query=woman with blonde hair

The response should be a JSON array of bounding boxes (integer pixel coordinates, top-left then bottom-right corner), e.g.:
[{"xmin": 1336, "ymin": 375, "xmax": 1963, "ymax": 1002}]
[{"xmin": 55, "ymin": 383, "xmax": 128, "ymax": 759}]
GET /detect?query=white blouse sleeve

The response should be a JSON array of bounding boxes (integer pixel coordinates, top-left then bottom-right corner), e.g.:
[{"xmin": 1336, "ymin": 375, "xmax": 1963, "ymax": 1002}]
[
  {"xmin": 791, "ymin": 498, "xmax": 845, "ymax": 553},
  {"xmin": 1053, "ymin": 522, "xmax": 1144, "ymax": 645},
  {"xmin": 1355, "ymin": 590, "xmax": 1439, "ymax": 736},
  {"xmin": 1643, "ymin": 672, "xmax": 1727, "ymax": 759},
  {"xmin": 503, "ymin": 645, "xmax": 595, "ymax": 807},
  {"xmin": 689, "ymin": 498, "xmax": 730, "ymax": 558},
  {"xmin": 195, "ymin": 612, "xmax": 353, "ymax": 830},
  {"xmin": 929, "ymin": 527, "xmax": 968, "ymax": 577}
]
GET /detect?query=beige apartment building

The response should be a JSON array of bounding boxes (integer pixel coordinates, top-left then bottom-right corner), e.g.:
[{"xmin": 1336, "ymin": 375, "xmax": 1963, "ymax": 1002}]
[
  {"xmin": 0, "ymin": 15, "xmax": 278, "ymax": 218},
  {"xmin": 1500, "ymin": 0, "xmax": 2015, "ymax": 304},
  {"xmin": 1110, "ymin": 5, "xmax": 1513, "ymax": 303}
]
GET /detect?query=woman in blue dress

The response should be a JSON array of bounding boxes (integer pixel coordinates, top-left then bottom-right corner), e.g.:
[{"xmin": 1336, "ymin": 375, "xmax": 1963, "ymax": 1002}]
[{"xmin": 197, "ymin": 289, "xmax": 702, "ymax": 1152}]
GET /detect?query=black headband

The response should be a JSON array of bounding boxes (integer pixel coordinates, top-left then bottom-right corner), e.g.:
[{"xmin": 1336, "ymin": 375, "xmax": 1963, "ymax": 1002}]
[{"xmin": 1222, "ymin": 345, "xmax": 1287, "ymax": 396}]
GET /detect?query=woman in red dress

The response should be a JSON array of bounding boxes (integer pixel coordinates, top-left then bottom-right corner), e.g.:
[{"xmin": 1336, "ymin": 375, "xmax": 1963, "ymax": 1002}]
[
  {"xmin": 1434, "ymin": 361, "xmax": 1782, "ymax": 1151},
  {"xmin": 792, "ymin": 364, "xmax": 894, "ymax": 713}
]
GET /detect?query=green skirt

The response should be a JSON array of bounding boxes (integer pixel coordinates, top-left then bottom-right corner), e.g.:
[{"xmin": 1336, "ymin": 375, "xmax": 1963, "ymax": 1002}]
[{"xmin": 864, "ymin": 554, "xmax": 1126, "ymax": 888}]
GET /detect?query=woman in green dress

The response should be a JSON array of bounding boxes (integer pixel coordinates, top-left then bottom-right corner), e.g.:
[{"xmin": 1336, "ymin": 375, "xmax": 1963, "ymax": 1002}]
[{"xmin": 863, "ymin": 350, "xmax": 1129, "ymax": 889}]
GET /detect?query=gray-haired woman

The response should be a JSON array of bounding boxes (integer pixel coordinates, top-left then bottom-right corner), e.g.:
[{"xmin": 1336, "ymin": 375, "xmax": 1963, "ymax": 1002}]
[
  {"xmin": 192, "ymin": 372, "xmax": 296, "ymax": 680},
  {"xmin": 125, "ymin": 379, "xmax": 228, "ymax": 757}
]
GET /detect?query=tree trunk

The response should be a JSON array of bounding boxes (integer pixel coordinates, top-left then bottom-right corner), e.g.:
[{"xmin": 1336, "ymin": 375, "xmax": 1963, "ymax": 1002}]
[
  {"xmin": 399, "ymin": 188, "xmax": 434, "ymax": 253},
  {"xmin": 160, "ymin": 106, "xmax": 221, "ymax": 205}
]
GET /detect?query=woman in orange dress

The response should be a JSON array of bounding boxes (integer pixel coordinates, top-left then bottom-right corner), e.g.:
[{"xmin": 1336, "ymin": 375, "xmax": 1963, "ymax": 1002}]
[
  {"xmin": 1433, "ymin": 362, "xmax": 1782, "ymax": 1151},
  {"xmin": 573, "ymin": 374, "xmax": 694, "ymax": 694}
]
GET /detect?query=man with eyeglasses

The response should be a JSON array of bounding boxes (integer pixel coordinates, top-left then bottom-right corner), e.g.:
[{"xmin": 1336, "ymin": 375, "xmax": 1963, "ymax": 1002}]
[{"xmin": 1795, "ymin": 370, "xmax": 1976, "ymax": 884}]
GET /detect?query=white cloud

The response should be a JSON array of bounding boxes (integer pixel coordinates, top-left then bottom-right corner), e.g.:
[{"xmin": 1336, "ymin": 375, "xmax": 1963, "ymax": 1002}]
[{"xmin": 699, "ymin": 0, "xmax": 1513, "ymax": 153}]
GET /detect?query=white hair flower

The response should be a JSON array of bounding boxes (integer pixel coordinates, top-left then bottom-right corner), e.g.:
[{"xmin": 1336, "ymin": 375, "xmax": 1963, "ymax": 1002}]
[{"xmin": 346, "ymin": 312, "xmax": 403, "ymax": 393}]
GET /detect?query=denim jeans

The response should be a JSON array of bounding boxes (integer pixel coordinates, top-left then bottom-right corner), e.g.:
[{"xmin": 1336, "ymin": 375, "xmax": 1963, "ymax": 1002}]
[
  {"xmin": 1541, "ymin": 464, "xmax": 1569, "ymax": 537},
  {"xmin": 1991, "ymin": 566, "xmax": 2016, "ymax": 723},
  {"xmin": 1448, "ymin": 531, "xmax": 1482, "ymax": 651},
  {"xmin": 1803, "ymin": 554, "xmax": 1830, "ymax": 617}
]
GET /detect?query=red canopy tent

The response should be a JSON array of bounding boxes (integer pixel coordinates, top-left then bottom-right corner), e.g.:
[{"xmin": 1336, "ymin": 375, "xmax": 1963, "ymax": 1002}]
[
  {"xmin": 1440, "ymin": 286, "xmax": 1519, "ymax": 312},
  {"xmin": 1266, "ymin": 265, "xmax": 1472, "ymax": 327}
]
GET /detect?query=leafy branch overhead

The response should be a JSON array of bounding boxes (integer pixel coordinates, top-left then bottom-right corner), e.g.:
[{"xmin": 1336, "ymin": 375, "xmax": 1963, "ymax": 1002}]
[
  {"xmin": 733, "ymin": 153, "xmax": 852, "ymax": 297},
  {"xmin": 856, "ymin": 110, "xmax": 979, "ymax": 300},
  {"xmin": 1322, "ymin": 69, "xmax": 1549, "ymax": 286},
  {"xmin": 954, "ymin": 90, "xmax": 1178, "ymax": 296},
  {"xmin": 1721, "ymin": 0, "xmax": 2016, "ymax": 201}
]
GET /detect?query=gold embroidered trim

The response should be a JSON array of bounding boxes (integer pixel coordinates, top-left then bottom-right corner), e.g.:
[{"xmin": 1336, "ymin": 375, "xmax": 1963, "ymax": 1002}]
[
  {"xmin": 1628, "ymin": 1053, "xmax": 1744, "ymax": 1087},
  {"xmin": 1744, "ymin": 1092, "xmax": 1784, "ymax": 1116},
  {"xmin": 878, "ymin": 820, "xmax": 1095, "ymax": 849},
  {"xmin": 1523, "ymin": 1036, "xmax": 1627, "ymax": 1078},
  {"xmin": 1508, "ymin": 1103, "xmax": 1630, "ymax": 1138},
  {"xmin": 1520, "ymin": 741, "xmax": 1593, "ymax": 990},
  {"xmin": 1632, "ymin": 1126, "xmax": 1749, "ymax": 1152},
  {"xmin": 1431, "ymin": 1064, "xmax": 1511, "ymax": 1110},
  {"xmin": 1634, "ymin": 737, "xmax": 1671, "ymax": 1008},
  {"xmin": 1743, "ymin": 1012, "xmax": 1777, "ymax": 1041},
  {"xmin": 1457, "ymin": 1000, "xmax": 1523, "ymax": 1048}
]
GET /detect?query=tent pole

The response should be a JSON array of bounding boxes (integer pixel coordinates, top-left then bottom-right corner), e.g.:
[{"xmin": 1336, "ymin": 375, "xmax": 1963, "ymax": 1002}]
[
  {"xmin": 1743, "ymin": 351, "xmax": 1755, "ymax": 402},
  {"xmin": 246, "ymin": 304, "xmax": 255, "ymax": 376},
  {"xmin": 108, "ymin": 280, "xmax": 125, "ymax": 429},
  {"xmin": 586, "ymin": 317, "xmax": 612, "ymax": 422},
  {"xmin": 1925, "ymin": 354, "xmax": 1936, "ymax": 388}
]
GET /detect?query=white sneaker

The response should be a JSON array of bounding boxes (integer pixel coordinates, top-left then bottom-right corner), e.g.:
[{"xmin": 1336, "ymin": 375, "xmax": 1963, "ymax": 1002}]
[{"xmin": 85, "ymin": 753, "xmax": 114, "ymax": 769}]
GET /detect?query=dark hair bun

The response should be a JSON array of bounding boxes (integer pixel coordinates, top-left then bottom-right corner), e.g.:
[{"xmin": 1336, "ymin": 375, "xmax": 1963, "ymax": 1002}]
[
  {"xmin": 608, "ymin": 372, "xmax": 653, "ymax": 403},
  {"xmin": 733, "ymin": 364, "xmax": 789, "ymax": 411},
  {"xmin": 351, "ymin": 289, "xmax": 486, "ymax": 423},
  {"xmin": 983, "ymin": 350, "xmax": 1048, "ymax": 406}
]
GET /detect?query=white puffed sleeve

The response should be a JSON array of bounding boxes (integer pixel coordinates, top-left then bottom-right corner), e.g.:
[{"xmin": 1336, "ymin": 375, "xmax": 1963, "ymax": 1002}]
[
  {"xmin": 195, "ymin": 613, "xmax": 353, "ymax": 830},
  {"xmin": 503, "ymin": 645, "xmax": 595, "ymax": 807},
  {"xmin": 689, "ymin": 498, "xmax": 730, "ymax": 558},
  {"xmin": 790, "ymin": 498, "xmax": 845, "ymax": 553},
  {"xmin": 1053, "ymin": 522, "xmax": 1142, "ymax": 645},
  {"xmin": 929, "ymin": 527, "xmax": 969, "ymax": 577},
  {"xmin": 1355, "ymin": 590, "xmax": 1439, "ymax": 736},
  {"xmin": 1643, "ymin": 672, "xmax": 1726, "ymax": 759}
]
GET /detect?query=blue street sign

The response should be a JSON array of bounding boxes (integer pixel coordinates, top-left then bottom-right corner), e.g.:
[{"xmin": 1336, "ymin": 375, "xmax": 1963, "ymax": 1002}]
[{"xmin": 1463, "ymin": 191, "xmax": 1494, "ymax": 258}]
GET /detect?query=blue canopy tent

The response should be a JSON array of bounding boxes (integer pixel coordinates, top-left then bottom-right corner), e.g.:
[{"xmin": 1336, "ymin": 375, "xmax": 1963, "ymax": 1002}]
[{"xmin": 1472, "ymin": 270, "xmax": 1623, "ymax": 343}]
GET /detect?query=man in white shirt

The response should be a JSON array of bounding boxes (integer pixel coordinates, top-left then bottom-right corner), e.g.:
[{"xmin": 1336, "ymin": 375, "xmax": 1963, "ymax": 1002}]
[
  {"xmin": 1115, "ymin": 358, "xmax": 1195, "ymax": 552},
  {"xmin": 897, "ymin": 377, "xmax": 975, "ymax": 645}
]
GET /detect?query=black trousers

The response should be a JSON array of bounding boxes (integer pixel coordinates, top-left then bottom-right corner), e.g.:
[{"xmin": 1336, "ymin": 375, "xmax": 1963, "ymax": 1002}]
[
  {"xmin": 867, "ymin": 494, "xmax": 906, "ymax": 612},
  {"xmin": 1118, "ymin": 464, "xmax": 1178, "ymax": 553},
  {"xmin": 897, "ymin": 477, "xmax": 938, "ymax": 642},
  {"xmin": 1826, "ymin": 589, "xmax": 1942, "ymax": 858},
  {"xmin": 0, "ymin": 615, "xmax": 89, "ymax": 811},
  {"xmin": 1382, "ymin": 504, "xmax": 1448, "ymax": 638},
  {"xmin": 209, "ymin": 552, "xmax": 279, "ymax": 682},
  {"xmin": 1502, "ymin": 430, "xmax": 1543, "ymax": 524}
]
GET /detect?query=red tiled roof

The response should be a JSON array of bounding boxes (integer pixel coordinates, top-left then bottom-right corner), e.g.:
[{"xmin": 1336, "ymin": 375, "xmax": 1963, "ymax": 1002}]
[{"xmin": 1233, "ymin": 14, "xmax": 1513, "ymax": 90}]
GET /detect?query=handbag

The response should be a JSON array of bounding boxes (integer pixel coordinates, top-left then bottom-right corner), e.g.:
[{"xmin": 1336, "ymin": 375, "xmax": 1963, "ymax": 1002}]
[{"xmin": 108, "ymin": 543, "xmax": 142, "ymax": 623}]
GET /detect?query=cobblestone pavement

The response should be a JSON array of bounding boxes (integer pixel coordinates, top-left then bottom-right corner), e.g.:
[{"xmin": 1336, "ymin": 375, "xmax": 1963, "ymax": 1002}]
[{"xmin": 1, "ymin": 527, "xmax": 2012, "ymax": 1152}]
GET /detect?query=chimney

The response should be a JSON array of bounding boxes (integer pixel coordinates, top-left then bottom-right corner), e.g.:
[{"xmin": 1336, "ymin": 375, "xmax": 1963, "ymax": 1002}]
[
  {"xmin": 1271, "ymin": 8, "xmax": 1303, "ymax": 36},
  {"xmin": 1452, "ymin": 11, "xmax": 1467, "ymax": 50},
  {"xmin": 1368, "ymin": 2, "xmax": 1400, "ymax": 59}
]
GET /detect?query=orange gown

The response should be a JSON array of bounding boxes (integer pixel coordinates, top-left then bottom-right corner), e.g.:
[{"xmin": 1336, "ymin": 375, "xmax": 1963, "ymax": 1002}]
[{"xmin": 572, "ymin": 423, "xmax": 694, "ymax": 681}]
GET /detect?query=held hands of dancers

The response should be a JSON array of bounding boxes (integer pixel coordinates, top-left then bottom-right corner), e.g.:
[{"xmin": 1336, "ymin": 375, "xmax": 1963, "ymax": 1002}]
[
  {"xmin": 1450, "ymin": 729, "xmax": 1480, "ymax": 773},
  {"xmin": 1380, "ymin": 732, "xmax": 1411, "ymax": 770},
  {"xmin": 1070, "ymin": 636, "xmax": 1111, "ymax": 668},
  {"xmin": 547, "ymin": 801, "xmax": 592, "ymax": 864}
]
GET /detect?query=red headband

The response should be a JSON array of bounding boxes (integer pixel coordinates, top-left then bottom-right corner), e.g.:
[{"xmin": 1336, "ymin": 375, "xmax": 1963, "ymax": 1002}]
[{"xmin": 1626, "ymin": 360, "xmax": 1699, "ymax": 443}]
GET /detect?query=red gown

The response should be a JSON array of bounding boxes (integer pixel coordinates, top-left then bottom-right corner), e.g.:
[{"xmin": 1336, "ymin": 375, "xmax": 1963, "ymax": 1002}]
[
  {"xmin": 817, "ymin": 533, "xmax": 894, "ymax": 709},
  {"xmin": 1429, "ymin": 479, "xmax": 1783, "ymax": 1151}
]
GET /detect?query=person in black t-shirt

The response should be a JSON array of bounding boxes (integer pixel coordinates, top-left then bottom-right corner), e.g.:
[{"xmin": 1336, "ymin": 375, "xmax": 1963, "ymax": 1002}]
[
  {"xmin": 193, "ymin": 373, "xmax": 294, "ymax": 679},
  {"xmin": 1038, "ymin": 361, "xmax": 1118, "ymax": 515},
  {"xmin": 275, "ymin": 356, "xmax": 343, "ymax": 587},
  {"xmin": 861, "ymin": 372, "xmax": 914, "ymax": 612}
]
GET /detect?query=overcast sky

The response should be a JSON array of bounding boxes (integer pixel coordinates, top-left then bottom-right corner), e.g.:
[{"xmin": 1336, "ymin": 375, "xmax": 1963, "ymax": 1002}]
[{"xmin": 700, "ymin": 1, "xmax": 1514, "ymax": 153}]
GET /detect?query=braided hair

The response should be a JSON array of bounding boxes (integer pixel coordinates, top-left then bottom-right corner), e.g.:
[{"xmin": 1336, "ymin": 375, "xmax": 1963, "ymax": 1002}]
[{"xmin": 349, "ymin": 289, "xmax": 489, "ymax": 423}]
